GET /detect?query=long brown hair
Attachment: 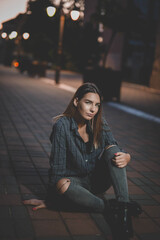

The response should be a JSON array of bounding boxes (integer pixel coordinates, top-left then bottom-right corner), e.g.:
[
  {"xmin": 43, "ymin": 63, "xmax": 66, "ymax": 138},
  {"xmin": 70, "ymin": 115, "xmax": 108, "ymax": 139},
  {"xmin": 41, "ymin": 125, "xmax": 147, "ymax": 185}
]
[{"xmin": 55, "ymin": 82, "xmax": 103, "ymax": 147}]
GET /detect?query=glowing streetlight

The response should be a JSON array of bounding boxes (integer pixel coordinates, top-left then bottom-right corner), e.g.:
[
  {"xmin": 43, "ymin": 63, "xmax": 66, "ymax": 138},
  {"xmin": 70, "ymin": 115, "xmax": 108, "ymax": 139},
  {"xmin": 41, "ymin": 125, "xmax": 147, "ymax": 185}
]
[
  {"xmin": 22, "ymin": 32, "xmax": 30, "ymax": 40},
  {"xmin": 46, "ymin": 1, "xmax": 81, "ymax": 84},
  {"xmin": 70, "ymin": 9, "xmax": 80, "ymax": 21},
  {"xmin": 97, "ymin": 36, "xmax": 103, "ymax": 43},
  {"xmin": 46, "ymin": 6, "xmax": 56, "ymax": 17},
  {"xmin": 1, "ymin": 32, "xmax": 7, "ymax": 39},
  {"xmin": 9, "ymin": 31, "xmax": 18, "ymax": 39}
]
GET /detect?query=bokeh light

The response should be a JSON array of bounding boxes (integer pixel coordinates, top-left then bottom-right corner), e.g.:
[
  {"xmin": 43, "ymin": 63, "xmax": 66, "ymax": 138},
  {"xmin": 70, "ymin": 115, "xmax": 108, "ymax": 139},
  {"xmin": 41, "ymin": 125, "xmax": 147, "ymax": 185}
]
[
  {"xmin": 70, "ymin": 10, "xmax": 80, "ymax": 21},
  {"xmin": 1, "ymin": 32, "xmax": 7, "ymax": 39},
  {"xmin": 46, "ymin": 6, "xmax": 56, "ymax": 17},
  {"xmin": 22, "ymin": 32, "xmax": 30, "ymax": 40},
  {"xmin": 9, "ymin": 31, "xmax": 18, "ymax": 39}
]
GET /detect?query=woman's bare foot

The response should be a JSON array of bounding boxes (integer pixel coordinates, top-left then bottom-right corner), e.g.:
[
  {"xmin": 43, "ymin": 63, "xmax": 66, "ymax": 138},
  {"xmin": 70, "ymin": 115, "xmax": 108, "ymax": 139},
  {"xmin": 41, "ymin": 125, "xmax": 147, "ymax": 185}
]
[{"xmin": 22, "ymin": 199, "xmax": 46, "ymax": 210}]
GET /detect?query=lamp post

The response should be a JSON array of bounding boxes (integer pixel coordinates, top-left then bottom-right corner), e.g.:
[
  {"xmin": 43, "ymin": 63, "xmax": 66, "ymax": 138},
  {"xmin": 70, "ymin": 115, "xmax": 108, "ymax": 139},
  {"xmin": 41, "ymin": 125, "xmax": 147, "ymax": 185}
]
[
  {"xmin": 55, "ymin": 9, "xmax": 65, "ymax": 84},
  {"xmin": 46, "ymin": 0, "xmax": 83, "ymax": 84}
]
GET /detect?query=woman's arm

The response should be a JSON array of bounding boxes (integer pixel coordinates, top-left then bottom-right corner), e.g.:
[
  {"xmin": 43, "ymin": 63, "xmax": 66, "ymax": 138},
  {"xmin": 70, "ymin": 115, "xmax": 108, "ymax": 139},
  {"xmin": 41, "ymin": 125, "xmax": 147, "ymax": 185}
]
[
  {"xmin": 49, "ymin": 120, "xmax": 67, "ymax": 185},
  {"xmin": 103, "ymin": 119, "xmax": 131, "ymax": 167},
  {"xmin": 112, "ymin": 152, "xmax": 131, "ymax": 168}
]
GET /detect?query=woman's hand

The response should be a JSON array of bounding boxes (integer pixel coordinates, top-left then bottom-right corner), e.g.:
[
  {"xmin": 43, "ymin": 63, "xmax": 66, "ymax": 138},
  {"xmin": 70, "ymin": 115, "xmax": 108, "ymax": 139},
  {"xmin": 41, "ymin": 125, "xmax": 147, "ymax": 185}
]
[
  {"xmin": 22, "ymin": 199, "xmax": 46, "ymax": 211},
  {"xmin": 112, "ymin": 152, "xmax": 131, "ymax": 168}
]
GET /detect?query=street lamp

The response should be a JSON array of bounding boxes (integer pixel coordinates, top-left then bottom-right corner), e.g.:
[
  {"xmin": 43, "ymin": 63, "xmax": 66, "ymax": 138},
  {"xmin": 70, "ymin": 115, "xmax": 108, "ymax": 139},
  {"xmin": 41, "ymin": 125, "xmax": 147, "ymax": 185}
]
[
  {"xmin": 22, "ymin": 32, "xmax": 30, "ymax": 40},
  {"xmin": 47, "ymin": 0, "xmax": 82, "ymax": 84}
]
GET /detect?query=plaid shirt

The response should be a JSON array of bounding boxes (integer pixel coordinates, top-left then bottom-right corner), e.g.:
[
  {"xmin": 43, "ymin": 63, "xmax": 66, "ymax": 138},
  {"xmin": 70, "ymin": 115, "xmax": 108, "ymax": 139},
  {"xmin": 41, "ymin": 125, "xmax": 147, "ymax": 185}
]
[{"xmin": 48, "ymin": 116, "xmax": 121, "ymax": 185}]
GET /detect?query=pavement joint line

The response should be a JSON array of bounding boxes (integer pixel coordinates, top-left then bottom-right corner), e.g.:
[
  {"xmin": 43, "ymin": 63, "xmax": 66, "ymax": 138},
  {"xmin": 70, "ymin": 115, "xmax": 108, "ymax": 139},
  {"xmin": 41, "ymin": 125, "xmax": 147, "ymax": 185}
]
[
  {"xmin": 41, "ymin": 77, "xmax": 160, "ymax": 124},
  {"xmin": 107, "ymin": 102, "xmax": 160, "ymax": 124}
]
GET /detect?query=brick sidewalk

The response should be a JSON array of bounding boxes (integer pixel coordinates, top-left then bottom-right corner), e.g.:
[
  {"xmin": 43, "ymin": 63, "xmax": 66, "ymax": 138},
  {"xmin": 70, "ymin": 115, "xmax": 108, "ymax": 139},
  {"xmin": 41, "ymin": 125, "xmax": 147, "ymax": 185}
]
[{"xmin": 0, "ymin": 65, "xmax": 160, "ymax": 240}]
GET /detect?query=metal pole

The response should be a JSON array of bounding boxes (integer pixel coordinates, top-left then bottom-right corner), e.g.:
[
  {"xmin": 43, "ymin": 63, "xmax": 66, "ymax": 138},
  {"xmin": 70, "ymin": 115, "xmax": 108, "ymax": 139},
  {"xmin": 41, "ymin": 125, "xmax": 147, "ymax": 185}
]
[{"xmin": 55, "ymin": 11, "xmax": 65, "ymax": 84}]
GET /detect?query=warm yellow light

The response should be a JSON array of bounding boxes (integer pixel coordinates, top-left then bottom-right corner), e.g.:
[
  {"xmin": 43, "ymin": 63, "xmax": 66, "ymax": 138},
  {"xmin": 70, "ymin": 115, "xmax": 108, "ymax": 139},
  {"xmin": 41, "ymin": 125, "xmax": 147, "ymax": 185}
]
[
  {"xmin": 1, "ymin": 32, "xmax": 7, "ymax": 39},
  {"xmin": 22, "ymin": 32, "xmax": 30, "ymax": 40},
  {"xmin": 0, "ymin": 23, "xmax": 2, "ymax": 29},
  {"xmin": 70, "ymin": 10, "xmax": 80, "ymax": 21},
  {"xmin": 46, "ymin": 6, "xmax": 56, "ymax": 17},
  {"xmin": 97, "ymin": 36, "xmax": 103, "ymax": 43},
  {"xmin": 9, "ymin": 31, "xmax": 18, "ymax": 39}
]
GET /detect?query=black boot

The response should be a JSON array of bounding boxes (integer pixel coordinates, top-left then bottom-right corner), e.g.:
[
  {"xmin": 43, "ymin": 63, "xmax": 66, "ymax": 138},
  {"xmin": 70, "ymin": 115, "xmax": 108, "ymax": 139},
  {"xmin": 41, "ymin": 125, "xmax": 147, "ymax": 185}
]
[
  {"xmin": 116, "ymin": 201, "xmax": 133, "ymax": 240},
  {"xmin": 103, "ymin": 199, "xmax": 134, "ymax": 240},
  {"xmin": 128, "ymin": 200, "xmax": 143, "ymax": 217}
]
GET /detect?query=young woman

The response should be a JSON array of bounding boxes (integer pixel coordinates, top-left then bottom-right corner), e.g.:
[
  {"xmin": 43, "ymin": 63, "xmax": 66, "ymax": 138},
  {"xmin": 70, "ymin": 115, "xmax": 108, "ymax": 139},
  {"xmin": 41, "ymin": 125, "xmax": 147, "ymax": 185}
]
[{"xmin": 23, "ymin": 82, "xmax": 141, "ymax": 240}]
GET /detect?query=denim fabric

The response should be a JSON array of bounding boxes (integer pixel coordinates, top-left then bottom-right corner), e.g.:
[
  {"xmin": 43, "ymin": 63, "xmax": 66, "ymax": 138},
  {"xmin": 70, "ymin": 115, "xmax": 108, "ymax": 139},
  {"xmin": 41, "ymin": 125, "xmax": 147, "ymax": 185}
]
[{"xmin": 46, "ymin": 145, "xmax": 129, "ymax": 213}]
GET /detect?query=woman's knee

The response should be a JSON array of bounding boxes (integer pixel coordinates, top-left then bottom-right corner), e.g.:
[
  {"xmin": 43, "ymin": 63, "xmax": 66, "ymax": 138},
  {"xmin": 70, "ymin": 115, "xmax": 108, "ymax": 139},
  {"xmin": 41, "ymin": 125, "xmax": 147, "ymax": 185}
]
[
  {"xmin": 56, "ymin": 178, "xmax": 71, "ymax": 194},
  {"xmin": 104, "ymin": 145, "xmax": 120, "ymax": 160},
  {"xmin": 105, "ymin": 144, "xmax": 116, "ymax": 150}
]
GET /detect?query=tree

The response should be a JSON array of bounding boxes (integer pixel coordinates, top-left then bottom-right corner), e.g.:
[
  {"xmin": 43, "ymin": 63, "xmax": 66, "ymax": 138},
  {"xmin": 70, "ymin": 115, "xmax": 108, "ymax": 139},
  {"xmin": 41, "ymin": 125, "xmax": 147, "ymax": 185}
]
[{"xmin": 90, "ymin": 0, "xmax": 146, "ymax": 68}]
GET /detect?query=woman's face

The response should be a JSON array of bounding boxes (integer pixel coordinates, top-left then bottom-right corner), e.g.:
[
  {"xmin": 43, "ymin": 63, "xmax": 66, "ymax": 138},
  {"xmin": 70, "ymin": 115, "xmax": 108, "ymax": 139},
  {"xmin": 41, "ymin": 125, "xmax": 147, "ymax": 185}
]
[{"xmin": 74, "ymin": 92, "xmax": 101, "ymax": 121}]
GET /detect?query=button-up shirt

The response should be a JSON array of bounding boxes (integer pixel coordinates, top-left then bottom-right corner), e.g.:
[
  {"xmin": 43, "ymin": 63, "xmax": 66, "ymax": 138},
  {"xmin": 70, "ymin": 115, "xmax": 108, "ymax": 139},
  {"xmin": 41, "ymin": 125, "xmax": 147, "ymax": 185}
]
[{"xmin": 49, "ymin": 116, "xmax": 122, "ymax": 185}]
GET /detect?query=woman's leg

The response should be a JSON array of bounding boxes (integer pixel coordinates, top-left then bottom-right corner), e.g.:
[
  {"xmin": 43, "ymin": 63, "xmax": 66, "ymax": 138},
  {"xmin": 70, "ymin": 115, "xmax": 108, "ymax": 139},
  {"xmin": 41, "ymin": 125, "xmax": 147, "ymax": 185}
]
[
  {"xmin": 102, "ymin": 145, "xmax": 133, "ymax": 239},
  {"xmin": 103, "ymin": 145, "xmax": 129, "ymax": 202},
  {"xmin": 52, "ymin": 177, "xmax": 106, "ymax": 213}
]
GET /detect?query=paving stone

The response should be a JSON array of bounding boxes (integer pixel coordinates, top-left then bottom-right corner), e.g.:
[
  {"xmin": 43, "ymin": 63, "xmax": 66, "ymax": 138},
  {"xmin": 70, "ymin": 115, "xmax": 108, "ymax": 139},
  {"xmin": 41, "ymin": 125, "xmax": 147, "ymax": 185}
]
[
  {"xmin": 141, "ymin": 172, "xmax": 160, "ymax": 179},
  {"xmin": 129, "ymin": 185, "xmax": 146, "ymax": 194},
  {"xmin": 14, "ymin": 219, "xmax": 34, "ymax": 238},
  {"xmin": 135, "ymin": 199, "xmax": 159, "ymax": 206},
  {"xmin": 37, "ymin": 237, "xmax": 72, "ymax": 240},
  {"xmin": 65, "ymin": 218, "xmax": 101, "ymax": 235},
  {"xmin": 0, "ymin": 184, "xmax": 5, "ymax": 194},
  {"xmin": 139, "ymin": 232, "xmax": 160, "ymax": 240},
  {"xmin": 129, "ymin": 177, "xmax": 145, "ymax": 186},
  {"xmin": 140, "ymin": 178, "xmax": 159, "ymax": 186},
  {"xmin": 0, "ymin": 219, "xmax": 16, "ymax": 238},
  {"xmin": 5, "ymin": 175, "xmax": 17, "ymax": 184},
  {"xmin": 60, "ymin": 212, "xmax": 90, "ymax": 219},
  {"xmin": 0, "ymin": 206, "xmax": 11, "ymax": 219},
  {"xmin": 19, "ymin": 184, "xmax": 46, "ymax": 194},
  {"xmin": 140, "ymin": 186, "xmax": 157, "ymax": 194},
  {"xmin": 151, "ymin": 186, "xmax": 160, "ymax": 194},
  {"xmin": 143, "ymin": 206, "xmax": 160, "ymax": 218},
  {"xmin": 27, "ymin": 207, "xmax": 60, "ymax": 219},
  {"xmin": 0, "ymin": 168, "xmax": 14, "ymax": 175},
  {"xmin": 0, "ymin": 194, "xmax": 22, "ymax": 205},
  {"xmin": 73, "ymin": 236, "xmax": 106, "ymax": 240},
  {"xmin": 152, "ymin": 195, "xmax": 160, "ymax": 203},
  {"xmin": 32, "ymin": 220, "xmax": 69, "ymax": 237},
  {"xmin": 6, "ymin": 184, "xmax": 20, "ymax": 194},
  {"xmin": 11, "ymin": 205, "xmax": 29, "ymax": 219},
  {"xmin": 11, "ymin": 156, "xmax": 31, "ymax": 162},
  {"xmin": 16, "ymin": 176, "xmax": 43, "ymax": 184},
  {"xmin": 129, "ymin": 194, "xmax": 152, "ymax": 200},
  {"xmin": 133, "ymin": 218, "xmax": 160, "ymax": 234}
]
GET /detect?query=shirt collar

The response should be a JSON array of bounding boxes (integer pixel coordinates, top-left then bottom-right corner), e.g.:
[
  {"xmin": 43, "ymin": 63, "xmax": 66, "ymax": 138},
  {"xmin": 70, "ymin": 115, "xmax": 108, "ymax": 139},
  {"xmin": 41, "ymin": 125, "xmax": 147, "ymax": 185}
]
[{"xmin": 70, "ymin": 117, "xmax": 93, "ymax": 134}]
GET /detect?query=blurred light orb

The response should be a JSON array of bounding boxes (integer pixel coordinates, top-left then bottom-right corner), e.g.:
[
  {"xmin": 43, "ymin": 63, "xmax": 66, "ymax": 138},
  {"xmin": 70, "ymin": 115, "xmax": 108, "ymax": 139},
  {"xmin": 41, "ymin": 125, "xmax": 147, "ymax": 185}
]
[
  {"xmin": 46, "ymin": 6, "xmax": 56, "ymax": 17},
  {"xmin": 9, "ymin": 31, "xmax": 18, "ymax": 39},
  {"xmin": 13, "ymin": 60, "xmax": 19, "ymax": 68},
  {"xmin": 23, "ymin": 32, "xmax": 30, "ymax": 40},
  {"xmin": 97, "ymin": 36, "xmax": 103, "ymax": 43},
  {"xmin": 70, "ymin": 10, "xmax": 80, "ymax": 21},
  {"xmin": 1, "ymin": 32, "xmax": 7, "ymax": 39},
  {"xmin": 53, "ymin": 0, "xmax": 61, "ymax": 7}
]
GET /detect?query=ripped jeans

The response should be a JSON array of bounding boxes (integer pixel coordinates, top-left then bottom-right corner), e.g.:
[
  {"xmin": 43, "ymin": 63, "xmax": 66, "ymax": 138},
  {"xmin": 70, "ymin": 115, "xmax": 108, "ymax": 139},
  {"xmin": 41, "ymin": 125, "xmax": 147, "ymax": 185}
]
[{"xmin": 46, "ymin": 145, "xmax": 129, "ymax": 213}]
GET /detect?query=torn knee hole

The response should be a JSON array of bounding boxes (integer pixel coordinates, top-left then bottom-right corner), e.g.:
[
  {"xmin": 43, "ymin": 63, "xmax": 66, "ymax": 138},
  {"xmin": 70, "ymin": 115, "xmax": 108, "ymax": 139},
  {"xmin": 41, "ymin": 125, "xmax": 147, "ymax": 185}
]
[
  {"xmin": 105, "ymin": 145, "xmax": 116, "ymax": 150},
  {"xmin": 56, "ymin": 178, "xmax": 71, "ymax": 194}
]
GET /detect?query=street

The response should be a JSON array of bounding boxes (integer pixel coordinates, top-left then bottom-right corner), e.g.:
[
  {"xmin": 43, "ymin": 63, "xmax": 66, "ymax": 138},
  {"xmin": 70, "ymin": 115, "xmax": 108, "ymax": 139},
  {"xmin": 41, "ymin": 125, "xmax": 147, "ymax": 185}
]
[{"xmin": 0, "ymin": 64, "xmax": 160, "ymax": 240}]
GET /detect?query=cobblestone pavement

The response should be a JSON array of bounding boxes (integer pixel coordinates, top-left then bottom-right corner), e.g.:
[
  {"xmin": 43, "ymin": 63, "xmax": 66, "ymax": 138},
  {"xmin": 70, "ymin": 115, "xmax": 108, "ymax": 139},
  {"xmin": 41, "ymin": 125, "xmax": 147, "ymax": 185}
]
[{"xmin": 0, "ymin": 65, "xmax": 160, "ymax": 240}]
